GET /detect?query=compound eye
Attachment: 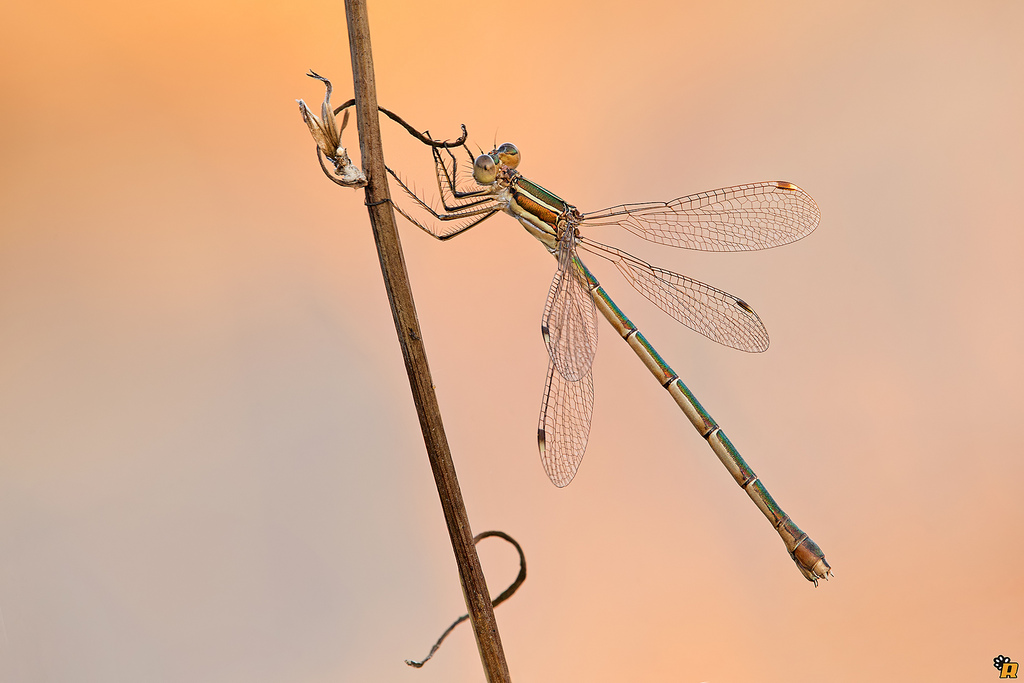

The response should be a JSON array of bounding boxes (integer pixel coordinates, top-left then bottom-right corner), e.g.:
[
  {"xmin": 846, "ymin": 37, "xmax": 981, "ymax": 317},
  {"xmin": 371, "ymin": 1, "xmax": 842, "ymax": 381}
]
[
  {"xmin": 496, "ymin": 143, "xmax": 520, "ymax": 169},
  {"xmin": 473, "ymin": 154, "xmax": 498, "ymax": 184}
]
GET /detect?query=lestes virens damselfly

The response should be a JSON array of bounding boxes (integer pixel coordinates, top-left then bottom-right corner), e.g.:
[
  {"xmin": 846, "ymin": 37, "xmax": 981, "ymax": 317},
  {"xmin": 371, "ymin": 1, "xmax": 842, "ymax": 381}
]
[{"xmin": 305, "ymin": 78, "xmax": 831, "ymax": 584}]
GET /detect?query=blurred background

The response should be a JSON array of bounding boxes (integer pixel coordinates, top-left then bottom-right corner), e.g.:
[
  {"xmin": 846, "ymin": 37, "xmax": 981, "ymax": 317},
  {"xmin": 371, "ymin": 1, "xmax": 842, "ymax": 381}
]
[{"xmin": 2, "ymin": 0, "xmax": 1022, "ymax": 680}]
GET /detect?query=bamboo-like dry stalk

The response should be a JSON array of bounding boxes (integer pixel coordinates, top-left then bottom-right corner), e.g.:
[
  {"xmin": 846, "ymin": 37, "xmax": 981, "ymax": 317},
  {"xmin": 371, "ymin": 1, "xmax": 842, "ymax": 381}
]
[{"xmin": 341, "ymin": 2, "xmax": 512, "ymax": 681}]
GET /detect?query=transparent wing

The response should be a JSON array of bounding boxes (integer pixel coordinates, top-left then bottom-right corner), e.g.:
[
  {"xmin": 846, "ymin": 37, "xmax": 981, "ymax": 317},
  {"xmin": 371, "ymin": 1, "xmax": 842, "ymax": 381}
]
[
  {"xmin": 580, "ymin": 239, "xmax": 769, "ymax": 352},
  {"xmin": 582, "ymin": 181, "xmax": 819, "ymax": 252},
  {"xmin": 541, "ymin": 232, "xmax": 599, "ymax": 382},
  {"xmin": 537, "ymin": 360, "xmax": 594, "ymax": 488}
]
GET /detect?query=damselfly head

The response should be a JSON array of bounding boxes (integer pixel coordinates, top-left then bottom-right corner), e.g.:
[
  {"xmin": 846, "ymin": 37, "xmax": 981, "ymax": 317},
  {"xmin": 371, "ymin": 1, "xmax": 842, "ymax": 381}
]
[
  {"xmin": 495, "ymin": 142, "xmax": 520, "ymax": 169},
  {"xmin": 473, "ymin": 153, "xmax": 498, "ymax": 184}
]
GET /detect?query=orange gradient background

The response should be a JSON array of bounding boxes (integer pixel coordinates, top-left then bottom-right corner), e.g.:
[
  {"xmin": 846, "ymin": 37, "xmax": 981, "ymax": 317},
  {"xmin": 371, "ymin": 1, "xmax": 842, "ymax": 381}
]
[{"xmin": 2, "ymin": 1, "xmax": 1023, "ymax": 681}]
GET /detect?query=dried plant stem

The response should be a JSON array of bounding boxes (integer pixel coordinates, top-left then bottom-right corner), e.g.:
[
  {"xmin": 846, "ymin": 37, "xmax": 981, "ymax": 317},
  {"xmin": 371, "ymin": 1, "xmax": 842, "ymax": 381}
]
[
  {"xmin": 342, "ymin": 1, "xmax": 511, "ymax": 681},
  {"xmin": 406, "ymin": 531, "xmax": 526, "ymax": 668}
]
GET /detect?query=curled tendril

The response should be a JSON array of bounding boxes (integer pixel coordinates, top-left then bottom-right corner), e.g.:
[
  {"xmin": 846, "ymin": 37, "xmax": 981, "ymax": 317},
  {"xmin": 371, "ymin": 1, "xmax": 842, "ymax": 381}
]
[{"xmin": 405, "ymin": 530, "xmax": 526, "ymax": 668}]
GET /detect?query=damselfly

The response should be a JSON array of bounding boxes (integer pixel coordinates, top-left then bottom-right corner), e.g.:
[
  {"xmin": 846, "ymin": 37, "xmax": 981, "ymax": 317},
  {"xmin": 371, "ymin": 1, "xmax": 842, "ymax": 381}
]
[
  {"xmin": 302, "ymin": 76, "xmax": 830, "ymax": 584},
  {"xmin": 385, "ymin": 139, "xmax": 830, "ymax": 584}
]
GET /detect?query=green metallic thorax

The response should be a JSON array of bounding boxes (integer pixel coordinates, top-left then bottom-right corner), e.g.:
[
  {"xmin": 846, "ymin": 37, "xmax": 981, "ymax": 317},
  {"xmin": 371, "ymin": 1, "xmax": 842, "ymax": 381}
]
[
  {"xmin": 504, "ymin": 173, "xmax": 572, "ymax": 251},
  {"xmin": 514, "ymin": 177, "xmax": 568, "ymax": 219}
]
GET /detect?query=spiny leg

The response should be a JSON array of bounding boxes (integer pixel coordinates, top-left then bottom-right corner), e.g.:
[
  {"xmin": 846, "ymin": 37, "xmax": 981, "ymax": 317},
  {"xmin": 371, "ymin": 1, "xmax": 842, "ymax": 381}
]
[
  {"xmin": 432, "ymin": 144, "xmax": 494, "ymax": 211},
  {"xmin": 386, "ymin": 165, "xmax": 501, "ymax": 240}
]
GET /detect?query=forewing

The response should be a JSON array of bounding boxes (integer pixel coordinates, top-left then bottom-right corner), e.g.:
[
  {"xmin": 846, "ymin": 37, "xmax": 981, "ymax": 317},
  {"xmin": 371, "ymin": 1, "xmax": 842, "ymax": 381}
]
[
  {"xmin": 541, "ymin": 239, "xmax": 599, "ymax": 381},
  {"xmin": 582, "ymin": 181, "xmax": 819, "ymax": 252},
  {"xmin": 537, "ymin": 360, "xmax": 594, "ymax": 487},
  {"xmin": 580, "ymin": 240, "xmax": 770, "ymax": 352}
]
